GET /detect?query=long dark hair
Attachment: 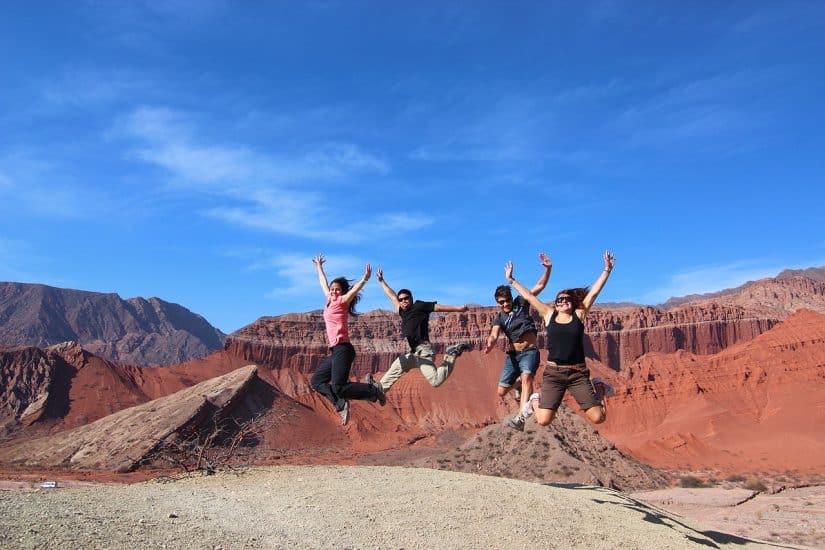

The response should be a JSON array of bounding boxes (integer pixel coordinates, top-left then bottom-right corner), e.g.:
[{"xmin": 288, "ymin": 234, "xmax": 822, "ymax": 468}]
[
  {"xmin": 331, "ymin": 276, "xmax": 361, "ymax": 316},
  {"xmin": 556, "ymin": 287, "xmax": 589, "ymax": 311}
]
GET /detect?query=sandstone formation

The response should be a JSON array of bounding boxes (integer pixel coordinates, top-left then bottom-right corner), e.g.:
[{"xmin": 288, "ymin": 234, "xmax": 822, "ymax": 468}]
[
  {"xmin": 2, "ymin": 268, "xmax": 824, "ymax": 482},
  {"xmin": 598, "ymin": 309, "xmax": 825, "ymax": 473},
  {"xmin": 0, "ymin": 366, "xmax": 264, "ymax": 471},
  {"xmin": 660, "ymin": 270, "xmax": 825, "ymax": 313},
  {"xmin": 0, "ymin": 282, "xmax": 225, "ymax": 366},
  {"xmin": 226, "ymin": 303, "xmax": 780, "ymax": 375}
]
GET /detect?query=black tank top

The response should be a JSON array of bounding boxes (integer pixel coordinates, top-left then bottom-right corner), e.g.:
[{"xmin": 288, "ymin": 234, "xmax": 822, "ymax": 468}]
[{"xmin": 546, "ymin": 311, "xmax": 585, "ymax": 365}]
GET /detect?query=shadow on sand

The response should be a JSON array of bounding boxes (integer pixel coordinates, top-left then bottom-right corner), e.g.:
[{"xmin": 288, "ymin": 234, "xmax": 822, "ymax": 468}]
[{"xmin": 545, "ymin": 483, "xmax": 796, "ymax": 549}]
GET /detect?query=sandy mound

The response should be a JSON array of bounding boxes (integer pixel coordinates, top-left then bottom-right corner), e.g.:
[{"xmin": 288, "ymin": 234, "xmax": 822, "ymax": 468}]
[{"xmin": 0, "ymin": 465, "xmax": 779, "ymax": 549}]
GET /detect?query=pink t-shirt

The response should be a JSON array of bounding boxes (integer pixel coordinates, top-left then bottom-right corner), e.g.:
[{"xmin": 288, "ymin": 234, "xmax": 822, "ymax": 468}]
[{"xmin": 323, "ymin": 295, "xmax": 349, "ymax": 347}]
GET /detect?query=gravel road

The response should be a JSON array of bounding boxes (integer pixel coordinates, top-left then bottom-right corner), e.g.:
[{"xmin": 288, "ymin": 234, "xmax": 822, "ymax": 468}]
[{"xmin": 0, "ymin": 465, "xmax": 782, "ymax": 549}]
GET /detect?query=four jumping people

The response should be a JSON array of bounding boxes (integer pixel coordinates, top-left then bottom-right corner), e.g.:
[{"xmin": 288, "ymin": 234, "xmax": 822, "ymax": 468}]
[{"xmin": 308, "ymin": 251, "xmax": 616, "ymax": 429}]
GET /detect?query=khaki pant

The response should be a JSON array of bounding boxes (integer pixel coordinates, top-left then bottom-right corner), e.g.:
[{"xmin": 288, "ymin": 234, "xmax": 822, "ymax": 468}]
[{"xmin": 379, "ymin": 342, "xmax": 458, "ymax": 392}]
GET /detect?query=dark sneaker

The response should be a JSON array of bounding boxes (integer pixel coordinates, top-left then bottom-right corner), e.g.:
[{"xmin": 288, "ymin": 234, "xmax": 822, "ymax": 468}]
[
  {"xmin": 338, "ymin": 401, "xmax": 350, "ymax": 425},
  {"xmin": 445, "ymin": 343, "xmax": 472, "ymax": 357},
  {"xmin": 365, "ymin": 373, "xmax": 386, "ymax": 406},
  {"xmin": 591, "ymin": 378, "xmax": 615, "ymax": 401},
  {"xmin": 505, "ymin": 414, "xmax": 525, "ymax": 431},
  {"xmin": 522, "ymin": 392, "xmax": 539, "ymax": 418}
]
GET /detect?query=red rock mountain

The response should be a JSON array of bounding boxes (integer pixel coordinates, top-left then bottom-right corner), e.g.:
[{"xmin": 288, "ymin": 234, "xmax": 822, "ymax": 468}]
[
  {"xmin": 660, "ymin": 268, "xmax": 825, "ymax": 313},
  {"xmin": 598, "ymin": 308, "xmax": 825, "ymax": 474},
  {"xmin": 1, "ymin": 267, "xmax": 824, "ymax": 481},
  {"xmin": 0, "ymin": 282, "xmax": 225, "ymax": 366}
]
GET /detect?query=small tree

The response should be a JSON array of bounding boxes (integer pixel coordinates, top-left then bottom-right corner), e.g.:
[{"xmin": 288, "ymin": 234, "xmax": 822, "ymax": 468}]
[{"xmin": 139, "ymin": 406, "xmax": 291, "ymax": 475}]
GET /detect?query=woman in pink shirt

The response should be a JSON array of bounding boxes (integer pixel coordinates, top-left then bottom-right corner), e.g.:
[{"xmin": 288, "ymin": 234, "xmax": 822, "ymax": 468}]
[{"xmin": 310, "ymin": 254, "xmax": 386, "ymax": 425}]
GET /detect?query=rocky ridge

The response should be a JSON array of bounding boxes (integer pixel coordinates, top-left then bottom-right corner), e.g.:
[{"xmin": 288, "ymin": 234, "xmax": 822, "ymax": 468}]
[
  {"xmin": 599, "ymin": 308, "xmax": 825, "ymax": 472},
  {"xmin": 0, "ymin": 282, "xmax": 225, "ymax": 366}
]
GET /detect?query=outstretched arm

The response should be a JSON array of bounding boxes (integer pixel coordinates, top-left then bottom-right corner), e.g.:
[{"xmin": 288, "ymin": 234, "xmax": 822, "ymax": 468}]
[
  {"xmin": 580, "ymin": 250, "xmax": 615, "ymax": 313},
  {"xmin": 341, "ymin": 263, "xmax": 371, "ymax": 305},
  {"xmin": 434, "ymin": 303, "xmax": 469, "ymax": 313},
  {"xmin": 312, "ymin": 254, "xmax": 329, "ymax": 296},
  {"xmin": 484, "ymin": 325, "xmax": 503, "ymax": 354},
  {"xmin": 529, "ymin": 252, "xmax": 552, "ymax": 295},
  {"xmin": 505, "ymin": 261, "xmax": 553, "ymax": 320},
  {"xmin": 376, "ymin": 268, "xmax": 400, "ymax": 310}
]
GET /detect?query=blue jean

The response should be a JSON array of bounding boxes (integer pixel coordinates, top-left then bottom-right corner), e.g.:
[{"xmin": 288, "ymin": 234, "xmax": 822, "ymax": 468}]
[{"xmin": 498, "ymin": 348, "xmax": 539, "ymax": 388}]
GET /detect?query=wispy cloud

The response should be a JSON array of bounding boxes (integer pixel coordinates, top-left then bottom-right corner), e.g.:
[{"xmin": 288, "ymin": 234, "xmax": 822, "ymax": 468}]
[
  {"xmin": 41, "ymin": 69, "xmax": 153, "ymax": 107},
  {"xmin": 732, "ymin": 3, "xmax": 825, "ymax": 34},
  {"xmin": 408, "ymin": 93, "xmax": 545, "ymax": 164},
  {"xmin": 0, "ymin": 152, "xmax": 117, "ymax": 219},
  {"xmin": 263, "ymin": 252, "xmax": 366, "ymax": 298},
  {"xmin": 611, "ymin": 70, "xmax": 774, "ymax": 147},
  {"xmin": 116, "ymin": 106, "xmax": 431, "ymax": 242}
]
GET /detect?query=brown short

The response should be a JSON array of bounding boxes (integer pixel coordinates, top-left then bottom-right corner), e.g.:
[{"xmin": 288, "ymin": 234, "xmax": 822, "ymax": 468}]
[{"xmin": 539, "ymin": 364, "xmax": 600, "ymax": 411}]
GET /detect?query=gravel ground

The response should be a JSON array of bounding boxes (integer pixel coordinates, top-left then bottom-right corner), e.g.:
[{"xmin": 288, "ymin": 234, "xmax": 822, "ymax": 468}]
[{"xmin": 0, "ymin": 465, "xmax": 784, "ymax": 549}]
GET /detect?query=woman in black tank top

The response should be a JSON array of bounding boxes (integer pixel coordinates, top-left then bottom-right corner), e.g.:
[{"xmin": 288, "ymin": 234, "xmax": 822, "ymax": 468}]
[{"xmin": 505, "ymin": 250, "xmax": 615, "ymax": 428}]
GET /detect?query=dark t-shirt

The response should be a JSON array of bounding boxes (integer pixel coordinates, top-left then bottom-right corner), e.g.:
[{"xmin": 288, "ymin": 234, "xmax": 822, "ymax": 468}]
[
  {"xmin": 399, "ymin": 300, "xmax": 436, "ymax": 350},
  {"xmin": 492, "ymin": 296, "xmax": 537, "ymax": 343}
]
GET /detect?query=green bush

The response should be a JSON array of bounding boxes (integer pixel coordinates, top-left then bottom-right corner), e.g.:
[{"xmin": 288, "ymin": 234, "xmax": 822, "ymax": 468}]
[{"xmin": 726, "ymin": 474, "xmax": 746, "ymax": 482}]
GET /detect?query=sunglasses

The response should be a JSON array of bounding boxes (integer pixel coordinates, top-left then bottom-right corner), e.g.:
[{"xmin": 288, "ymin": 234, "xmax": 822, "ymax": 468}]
[
  {"xmin": 555, "ymin": 296, "xmax": 572, "ymax": 304},
  {"xmin": 496, "ymin": 298, "xmax": 512, "ymax": 305},
  {"xmin": 398, "ymin": 296, "xmax": 411, "ymax": 302}
]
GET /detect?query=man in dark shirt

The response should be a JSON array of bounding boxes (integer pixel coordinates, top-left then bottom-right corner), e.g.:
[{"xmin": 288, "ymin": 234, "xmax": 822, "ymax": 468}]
[
  {"xmin": 370, "ymin": 269, "xmax": 471, "ymax": 393},
  {"xmin": 484, "ymin": 252, "xmax": 551, "ymax": 430}
]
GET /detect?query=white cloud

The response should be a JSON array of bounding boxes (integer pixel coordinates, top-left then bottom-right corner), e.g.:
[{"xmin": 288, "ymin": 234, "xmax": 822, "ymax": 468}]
[
  {"xmin": 115, "ymin": 106, "xmax": 414, "ymax": 242},
  {"xmin": 263, "ymin": 253, "xmax": 367, "ymax": 298}
]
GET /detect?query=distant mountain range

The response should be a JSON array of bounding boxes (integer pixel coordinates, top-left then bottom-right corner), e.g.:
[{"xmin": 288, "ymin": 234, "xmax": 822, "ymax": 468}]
[
  {"xmin": 0, "ymin": 282, "xmax": 225, "ymax": 366},
  {"xmin": 1, "ymin": 266, "xmax": 823, "ymax": 368}
]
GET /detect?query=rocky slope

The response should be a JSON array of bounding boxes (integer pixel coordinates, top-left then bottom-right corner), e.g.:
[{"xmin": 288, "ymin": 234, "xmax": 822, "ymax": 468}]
[
  {"xmin": 0, "ymin": 282, "xmax": 224, "ymax": 366},
  {"xmin": 0, "ymin": 366, "xmax": 262, "ymax": 471},
  {"xmin": 598, "ymin": 308, "xmax": 825, "ymax": 473},
  {"xmin": 660, "ymin": 268, "xmax": 825, "ymax": 312}
]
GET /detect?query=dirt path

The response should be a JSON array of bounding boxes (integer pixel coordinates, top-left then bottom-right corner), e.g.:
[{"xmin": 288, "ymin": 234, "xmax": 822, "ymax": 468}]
[{"xmin": 0, "ymin": 465, "xmax": 786, "ymax": 549}]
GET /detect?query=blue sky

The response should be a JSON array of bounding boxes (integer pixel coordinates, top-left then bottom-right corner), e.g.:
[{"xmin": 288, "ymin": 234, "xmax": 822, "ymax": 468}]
[{"xmin": 1, "ymin": 1, "xmax": 824, "ymax": 333}]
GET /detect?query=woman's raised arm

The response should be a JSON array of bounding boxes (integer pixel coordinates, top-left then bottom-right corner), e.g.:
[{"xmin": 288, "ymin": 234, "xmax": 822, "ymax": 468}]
[
  {"xmin": 312, "ymin": 254, "xmax": 330, "ymax": 296},
  {"xmin": 580, "ymin": 250, "xmax": 615, "ymax": 313},
  {"xmin": 341, "ymin": 263, "xmax": 371, "ymax": 305},
  {"xmin": 505, "ymin": 261, "xmax": 553, "ymax": 320}
]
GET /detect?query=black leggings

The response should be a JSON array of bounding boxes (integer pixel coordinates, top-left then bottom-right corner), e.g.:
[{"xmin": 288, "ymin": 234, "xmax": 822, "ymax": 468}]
[{"xmin": 310, "ymin": 342, "xmax": 377, "ymax": 411}]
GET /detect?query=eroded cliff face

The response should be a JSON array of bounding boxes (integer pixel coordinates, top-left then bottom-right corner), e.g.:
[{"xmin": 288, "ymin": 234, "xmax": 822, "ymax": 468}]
[
  {"xmin": 0, "ymin": 342, "xmax": 150, "ymax": 437},
  {"xmin": 660, "ymin": 274, "xmax": 825, "ymax": 313},
  {"xmin": 225, "ymin": 303, "xmax": 780, "ymax": 375},
  {"xmin": 598, "ymin": 309, "xmax": 825, "ymax": 472},
  {"xmin": 3, "ymin": 272, "xmax": 823, "ymax": 478}
]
